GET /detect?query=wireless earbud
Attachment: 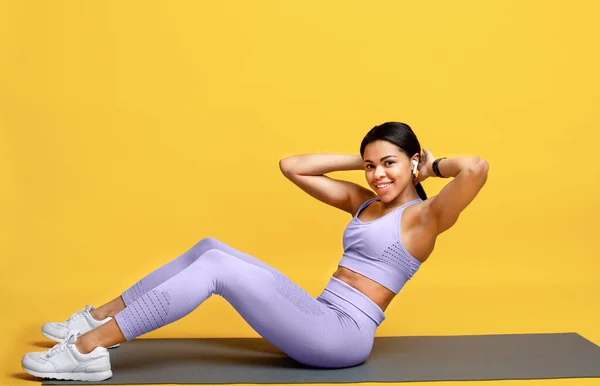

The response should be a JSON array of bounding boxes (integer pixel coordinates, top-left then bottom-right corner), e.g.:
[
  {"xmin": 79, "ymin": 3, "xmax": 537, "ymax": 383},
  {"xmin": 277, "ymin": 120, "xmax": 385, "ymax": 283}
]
[{"xmin": 412, "ymin": 159, "xmax": 419, "ymax": 177}]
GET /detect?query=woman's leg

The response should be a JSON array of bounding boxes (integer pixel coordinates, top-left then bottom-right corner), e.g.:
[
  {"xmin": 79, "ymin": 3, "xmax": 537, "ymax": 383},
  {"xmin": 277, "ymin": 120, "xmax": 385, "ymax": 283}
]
[
  {"xmin": 91, "ymin": 238, "xmax": 276, "ymax": 320},
  {"xmin": 77, "ymin": 248, "xmax": 376, "ymax": 368},
  {"xmin": 90, "ymin": 297, "xmax": 125, "ymax": 320}
]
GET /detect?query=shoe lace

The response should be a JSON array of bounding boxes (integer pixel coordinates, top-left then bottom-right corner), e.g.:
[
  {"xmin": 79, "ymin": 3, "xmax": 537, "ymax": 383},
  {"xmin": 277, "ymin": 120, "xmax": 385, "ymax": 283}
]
[
  {"xmin": 47, "ymin": 330, "xmax": 80, "ymax": 357},
  {"xmin": 47, "ymin": 342, "xmax": 67, "ymax": 357},
  {"xmin": 67, "ymin": 309, "xmax": 86, "ymax": 322}
]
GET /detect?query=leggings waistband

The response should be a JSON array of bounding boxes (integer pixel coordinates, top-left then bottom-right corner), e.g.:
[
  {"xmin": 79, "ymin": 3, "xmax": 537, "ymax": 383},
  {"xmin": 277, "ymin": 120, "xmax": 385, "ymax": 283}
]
[{"xmin": 318, "ymin": 276, "xmax": 386, "ymax": 326}]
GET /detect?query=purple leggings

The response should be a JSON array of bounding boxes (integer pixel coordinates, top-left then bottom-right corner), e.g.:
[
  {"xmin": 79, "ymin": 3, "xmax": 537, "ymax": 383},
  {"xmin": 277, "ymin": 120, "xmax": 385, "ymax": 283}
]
[{"xmin": 113, "ymin": 238, "xmax": 385, "ymax": 368}]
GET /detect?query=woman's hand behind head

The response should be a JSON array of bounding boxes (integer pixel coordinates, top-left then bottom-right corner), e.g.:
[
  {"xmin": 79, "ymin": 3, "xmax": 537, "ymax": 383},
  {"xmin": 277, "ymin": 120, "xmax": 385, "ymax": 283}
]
[{"xmin": 413, "ymin": 148, "xmax": 435, "ymax": 185}]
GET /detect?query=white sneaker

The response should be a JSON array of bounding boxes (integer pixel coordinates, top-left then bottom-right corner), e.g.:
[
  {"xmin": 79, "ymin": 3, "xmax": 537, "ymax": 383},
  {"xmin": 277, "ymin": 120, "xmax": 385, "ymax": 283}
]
[
  {"xmin": 42, "ymin": 305, "xmax": 119, "ymax": 348},
  {"xmin": 22, "ymin": 330, "xmax": 112, "ymax": 381}
]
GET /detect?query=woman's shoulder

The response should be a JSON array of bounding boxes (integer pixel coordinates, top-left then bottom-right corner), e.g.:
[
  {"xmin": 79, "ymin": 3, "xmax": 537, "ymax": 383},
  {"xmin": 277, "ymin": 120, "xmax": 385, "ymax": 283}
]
[{"xmin": 349, "ymin": 191, "xmax": 378, "ymax": 217}]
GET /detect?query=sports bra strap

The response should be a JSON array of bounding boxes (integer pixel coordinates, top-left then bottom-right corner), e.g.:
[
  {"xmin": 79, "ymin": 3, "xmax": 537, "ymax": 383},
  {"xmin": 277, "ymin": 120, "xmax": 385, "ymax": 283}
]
[{"xmin": 355, "ymin": 197, "xmax": 378, "ymax": 216}]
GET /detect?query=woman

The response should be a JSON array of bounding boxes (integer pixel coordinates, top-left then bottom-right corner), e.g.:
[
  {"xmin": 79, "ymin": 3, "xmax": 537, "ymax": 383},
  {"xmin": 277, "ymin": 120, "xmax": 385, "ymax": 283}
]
[{"xmin": 22, "ymin": 122, "xmax": 489, "ymax": 381}]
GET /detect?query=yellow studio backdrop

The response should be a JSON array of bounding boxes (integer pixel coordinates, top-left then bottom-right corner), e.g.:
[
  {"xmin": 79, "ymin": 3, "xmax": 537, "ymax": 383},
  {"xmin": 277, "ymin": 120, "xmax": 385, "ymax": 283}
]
[{"xmin": 1, "ymin": 1, "xmax": 599, "ymax": 385}]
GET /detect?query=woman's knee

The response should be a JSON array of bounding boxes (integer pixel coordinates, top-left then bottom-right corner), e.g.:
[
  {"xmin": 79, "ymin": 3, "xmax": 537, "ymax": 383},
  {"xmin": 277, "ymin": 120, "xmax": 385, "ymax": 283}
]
[
  {"xmin": 193, "ymin": 247, "xmax": 234, "ymax": 269},
  {"xmin": 172, "ymin": 237, "xmax": 224, "ymax": 267},
  {"xmin": 193, "ymin": 237, "xmax": 223, "ymax": 252}
]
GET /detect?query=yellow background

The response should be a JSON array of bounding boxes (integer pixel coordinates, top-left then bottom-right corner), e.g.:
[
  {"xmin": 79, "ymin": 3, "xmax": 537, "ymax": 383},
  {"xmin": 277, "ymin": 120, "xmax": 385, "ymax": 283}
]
[{"xmin": 1, "ymin": 1, "xmax": 599, "ymax": 385}]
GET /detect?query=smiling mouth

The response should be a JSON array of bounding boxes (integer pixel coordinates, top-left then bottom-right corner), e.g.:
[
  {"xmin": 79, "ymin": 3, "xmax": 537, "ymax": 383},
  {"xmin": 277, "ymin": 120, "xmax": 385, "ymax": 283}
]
[{"xmin": 375, "ymin": 181, "xmax": 394, "ymax": 189}]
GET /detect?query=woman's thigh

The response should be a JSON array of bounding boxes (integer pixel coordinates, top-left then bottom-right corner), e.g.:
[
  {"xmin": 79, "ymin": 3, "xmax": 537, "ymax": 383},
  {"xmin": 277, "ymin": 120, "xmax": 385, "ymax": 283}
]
[{"xmin": 164, "ymin": 248, "xmax": 376, "ymax": 368}]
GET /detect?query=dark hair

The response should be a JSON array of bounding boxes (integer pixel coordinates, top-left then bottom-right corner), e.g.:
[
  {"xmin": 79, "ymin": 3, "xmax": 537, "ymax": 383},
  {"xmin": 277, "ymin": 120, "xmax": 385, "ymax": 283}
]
[{"xmin": 360, "ymin": 122, "xmax": 427, "ymax": 200}]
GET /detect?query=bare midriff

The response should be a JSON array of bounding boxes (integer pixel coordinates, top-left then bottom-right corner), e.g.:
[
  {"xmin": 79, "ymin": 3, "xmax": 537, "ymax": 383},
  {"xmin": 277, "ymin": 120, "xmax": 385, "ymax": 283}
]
[{"xmin": 332, "ymin": 266, "xmax": 396, "ymax": 312}]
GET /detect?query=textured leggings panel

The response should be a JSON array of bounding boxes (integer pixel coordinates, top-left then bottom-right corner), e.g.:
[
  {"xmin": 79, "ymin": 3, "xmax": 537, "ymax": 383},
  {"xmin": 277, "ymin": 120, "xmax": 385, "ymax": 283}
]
[{"xmin": 114, "ymin": 239, "xmax": 377, "ymax": 368}]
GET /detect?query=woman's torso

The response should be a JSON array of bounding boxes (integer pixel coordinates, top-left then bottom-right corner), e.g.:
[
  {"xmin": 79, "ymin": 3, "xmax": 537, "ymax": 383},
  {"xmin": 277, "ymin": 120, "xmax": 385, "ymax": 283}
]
[{"xmin": 332, "ymin": 198, "xmax": 435, "ymax": 312}]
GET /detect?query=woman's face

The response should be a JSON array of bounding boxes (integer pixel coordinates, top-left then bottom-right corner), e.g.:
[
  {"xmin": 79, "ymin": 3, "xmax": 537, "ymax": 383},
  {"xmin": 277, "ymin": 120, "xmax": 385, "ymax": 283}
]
[{"xmin": 363, "ymin": 140, "xmax": 415, "ymax": 202}]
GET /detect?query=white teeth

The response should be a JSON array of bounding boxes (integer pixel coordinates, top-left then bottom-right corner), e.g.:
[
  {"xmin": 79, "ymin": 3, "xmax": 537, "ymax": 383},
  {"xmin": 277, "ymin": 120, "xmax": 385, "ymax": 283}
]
[{"xmin": 376, "ymin": 182, "xmax": 393, "ymax": 188}]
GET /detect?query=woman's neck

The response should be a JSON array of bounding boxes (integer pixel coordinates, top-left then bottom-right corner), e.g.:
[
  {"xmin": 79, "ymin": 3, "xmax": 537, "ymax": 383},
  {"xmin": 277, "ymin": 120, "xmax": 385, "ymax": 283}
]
[{"xmin": 380, "ymin": 187, "xmax": 420, "ymax": 210}]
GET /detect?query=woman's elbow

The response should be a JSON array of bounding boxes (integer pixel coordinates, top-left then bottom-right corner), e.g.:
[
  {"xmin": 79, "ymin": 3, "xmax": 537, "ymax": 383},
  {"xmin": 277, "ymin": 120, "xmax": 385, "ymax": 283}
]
[
  {"xmin": 475, "ymin": 157, "xmax": 489, "ymax": 172},
  {"xmin": 279, "ymin": 157, "xmax": 297, "ymax": 177},
  {"xmin": 462, "ymin": 157, "xmax": 489, "ymax": 181},
  {"xmin": 470, "ymin": 158, "xmax": 489, "ymax": 182}
]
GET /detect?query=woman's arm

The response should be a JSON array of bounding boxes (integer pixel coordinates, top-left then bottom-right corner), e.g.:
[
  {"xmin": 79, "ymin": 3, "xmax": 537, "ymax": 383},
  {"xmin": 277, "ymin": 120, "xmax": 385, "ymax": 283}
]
[
  {"xmin": 280, "ymin": 154, "xmax": 364, "ymax": 175},
  {"xmin": 417, "ymin": 150, "xmax": 489, "ymax": 234},
  {"xmin": 279, "ymin": 154, "xmax": 375, "ymax": 215}
]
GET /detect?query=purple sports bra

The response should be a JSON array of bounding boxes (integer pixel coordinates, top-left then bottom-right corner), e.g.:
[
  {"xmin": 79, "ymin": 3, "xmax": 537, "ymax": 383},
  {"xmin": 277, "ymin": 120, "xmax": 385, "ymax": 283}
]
[{"xmin": 337, "ymin": 197, "xmax": 423, "ymax": 294}]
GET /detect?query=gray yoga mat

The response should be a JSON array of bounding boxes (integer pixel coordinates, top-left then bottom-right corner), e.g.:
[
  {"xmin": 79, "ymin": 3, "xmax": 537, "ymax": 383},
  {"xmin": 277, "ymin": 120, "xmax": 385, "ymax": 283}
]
[{"xmin": 44, "ymin": 333, "xmax": 600, "ymax": 385}]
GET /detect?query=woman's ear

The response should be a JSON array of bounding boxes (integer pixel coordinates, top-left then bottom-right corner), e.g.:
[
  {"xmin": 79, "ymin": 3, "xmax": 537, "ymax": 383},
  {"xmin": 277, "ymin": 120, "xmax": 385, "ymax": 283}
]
[{"xmin": 412, "ymin": 153, "xmax": 421, "ymax": 165}]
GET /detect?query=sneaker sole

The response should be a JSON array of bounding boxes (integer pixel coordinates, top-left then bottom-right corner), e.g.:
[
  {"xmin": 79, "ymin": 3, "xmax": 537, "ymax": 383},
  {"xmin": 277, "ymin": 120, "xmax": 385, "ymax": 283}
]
[
  {"xmin": 41, "ymin": 330, "xmax": 120, "ymax": 349},
  {"xmin": 23, "ymin": 367, "xmax": 112, "ymax": 381}
]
